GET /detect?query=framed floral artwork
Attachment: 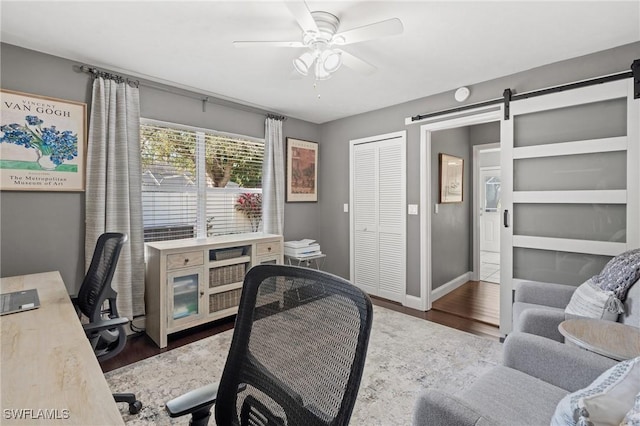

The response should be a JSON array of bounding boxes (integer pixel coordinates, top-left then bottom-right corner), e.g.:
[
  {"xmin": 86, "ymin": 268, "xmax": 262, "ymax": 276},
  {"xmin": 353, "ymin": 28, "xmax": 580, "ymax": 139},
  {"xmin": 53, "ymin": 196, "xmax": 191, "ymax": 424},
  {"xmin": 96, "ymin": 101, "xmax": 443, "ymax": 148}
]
[
  {"xmin": 286, "ymin": 137, "xmax": 318, "ymax": 202},
  {"xmin": 439, "ymin": 153, "xmax": 464, "ymax": 203},
  {"xmin": 0, "ymin": 89, "xmax": 87, "ymax": 191}
]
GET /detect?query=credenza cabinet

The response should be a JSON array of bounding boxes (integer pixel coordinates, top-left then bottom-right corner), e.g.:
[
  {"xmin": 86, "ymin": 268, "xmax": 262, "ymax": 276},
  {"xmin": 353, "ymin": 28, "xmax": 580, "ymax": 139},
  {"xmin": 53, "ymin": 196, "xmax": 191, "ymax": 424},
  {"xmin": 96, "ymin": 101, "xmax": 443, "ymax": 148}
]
[{"xmin": 145, "ymin": 233, "xmax": 283, "ymax": 348}]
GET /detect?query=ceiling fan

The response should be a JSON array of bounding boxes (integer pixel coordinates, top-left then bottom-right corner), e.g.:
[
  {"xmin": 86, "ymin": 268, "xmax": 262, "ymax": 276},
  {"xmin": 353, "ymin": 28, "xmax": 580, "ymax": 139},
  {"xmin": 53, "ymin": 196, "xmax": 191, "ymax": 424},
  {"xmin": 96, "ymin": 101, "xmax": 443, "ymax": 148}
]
[{"xmin": 233, "ymin": 1, "xmax": 404, "ymax": 80}]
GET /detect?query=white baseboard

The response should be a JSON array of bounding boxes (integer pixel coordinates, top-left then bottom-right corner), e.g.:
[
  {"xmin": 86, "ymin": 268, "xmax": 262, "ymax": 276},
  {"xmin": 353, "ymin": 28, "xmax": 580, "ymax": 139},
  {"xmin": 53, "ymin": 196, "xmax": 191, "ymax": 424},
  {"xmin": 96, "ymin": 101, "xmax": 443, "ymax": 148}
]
[
  {"xmin": 431, "ymin": 272, "xmax": 472, "ymax": 302},
  {"xmin": 403, "ymin": 295, "xmax": 424, "ymax": 311}
]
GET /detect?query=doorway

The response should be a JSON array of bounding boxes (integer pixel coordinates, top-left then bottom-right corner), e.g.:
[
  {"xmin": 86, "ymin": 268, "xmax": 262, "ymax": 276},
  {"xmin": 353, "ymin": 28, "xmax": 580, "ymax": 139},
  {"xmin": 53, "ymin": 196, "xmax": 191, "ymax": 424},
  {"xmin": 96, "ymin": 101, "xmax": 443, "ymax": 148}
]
[{"xmin": 419, "ymin": 108, "xmax": 502, "ymax": 316}]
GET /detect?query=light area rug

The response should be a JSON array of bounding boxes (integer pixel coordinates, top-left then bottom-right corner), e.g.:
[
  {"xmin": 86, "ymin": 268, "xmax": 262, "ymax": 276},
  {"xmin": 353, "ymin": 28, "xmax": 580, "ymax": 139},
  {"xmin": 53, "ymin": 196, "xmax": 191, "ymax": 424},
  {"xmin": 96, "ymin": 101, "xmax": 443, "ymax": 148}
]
[{"xmin": 105, "ymin": 305, "xmax": 502, "ymax": 425}]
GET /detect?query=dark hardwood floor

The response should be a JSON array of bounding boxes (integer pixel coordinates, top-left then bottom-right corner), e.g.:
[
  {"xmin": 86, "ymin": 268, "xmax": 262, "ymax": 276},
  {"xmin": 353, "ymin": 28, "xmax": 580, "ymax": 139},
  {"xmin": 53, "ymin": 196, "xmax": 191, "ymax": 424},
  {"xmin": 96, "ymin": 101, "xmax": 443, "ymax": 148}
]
[
  {"xmin": 101, "ymin": 280, "xmax": 501, "ymax": 373},
  {"xmin": 432, "ymin": 280, "xmax": 500, "ymax": 326}
]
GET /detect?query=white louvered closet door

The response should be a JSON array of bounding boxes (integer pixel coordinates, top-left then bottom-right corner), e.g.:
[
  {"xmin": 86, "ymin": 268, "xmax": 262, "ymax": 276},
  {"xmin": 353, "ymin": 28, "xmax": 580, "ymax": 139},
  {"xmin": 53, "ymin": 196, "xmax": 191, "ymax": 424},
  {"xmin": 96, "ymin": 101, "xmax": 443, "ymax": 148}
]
[{"xmin": 350, "ymin": 132, "xmax": 406, "ymax": 303}]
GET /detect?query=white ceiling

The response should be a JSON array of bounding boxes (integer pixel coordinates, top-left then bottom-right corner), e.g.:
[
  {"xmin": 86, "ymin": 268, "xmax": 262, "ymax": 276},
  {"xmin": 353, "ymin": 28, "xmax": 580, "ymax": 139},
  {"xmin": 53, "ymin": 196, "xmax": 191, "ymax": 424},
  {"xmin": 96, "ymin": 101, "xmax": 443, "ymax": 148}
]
[{"xmin": 2, "ymin": 1, "xmax": 639, "ymax": 124}]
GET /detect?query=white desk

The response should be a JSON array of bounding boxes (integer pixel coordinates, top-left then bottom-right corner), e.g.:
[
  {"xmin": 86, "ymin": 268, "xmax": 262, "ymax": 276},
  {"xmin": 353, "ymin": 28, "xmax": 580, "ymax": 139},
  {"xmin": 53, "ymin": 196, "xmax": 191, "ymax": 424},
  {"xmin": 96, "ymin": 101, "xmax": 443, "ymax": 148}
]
[{"xmin": 0, "ymin": 271, "xmax": 124, "ymax": 425}]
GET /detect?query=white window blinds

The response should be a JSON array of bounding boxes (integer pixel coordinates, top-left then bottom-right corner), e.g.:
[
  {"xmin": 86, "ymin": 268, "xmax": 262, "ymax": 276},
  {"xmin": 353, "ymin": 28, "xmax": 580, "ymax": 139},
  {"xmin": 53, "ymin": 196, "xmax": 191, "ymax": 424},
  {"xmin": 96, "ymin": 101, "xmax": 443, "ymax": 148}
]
[{"xmin": 141, "ymin": 119, "xmax": 264, "ymax": 242}]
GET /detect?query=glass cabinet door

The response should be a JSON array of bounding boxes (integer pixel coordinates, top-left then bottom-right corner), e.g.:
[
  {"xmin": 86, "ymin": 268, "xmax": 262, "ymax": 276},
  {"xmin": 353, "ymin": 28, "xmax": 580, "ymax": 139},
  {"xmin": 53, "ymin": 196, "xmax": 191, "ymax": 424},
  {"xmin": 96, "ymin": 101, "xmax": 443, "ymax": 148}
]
[{"xmin": 168, "ymin": 268, "xmax": 203, "ymax": 328}]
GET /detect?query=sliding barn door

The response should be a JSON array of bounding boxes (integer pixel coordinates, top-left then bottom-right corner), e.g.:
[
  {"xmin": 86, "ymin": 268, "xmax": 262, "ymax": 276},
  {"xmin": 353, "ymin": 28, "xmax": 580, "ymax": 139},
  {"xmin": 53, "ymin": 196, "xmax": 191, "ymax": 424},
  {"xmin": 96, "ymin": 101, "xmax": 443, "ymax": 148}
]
[
  {"xmin": 500, "ymin": 79, "xmax": 639, "ymax": 334},
  {"xmin": 350, "ymin": 131, "xmax": 406, "ymax": 303}
]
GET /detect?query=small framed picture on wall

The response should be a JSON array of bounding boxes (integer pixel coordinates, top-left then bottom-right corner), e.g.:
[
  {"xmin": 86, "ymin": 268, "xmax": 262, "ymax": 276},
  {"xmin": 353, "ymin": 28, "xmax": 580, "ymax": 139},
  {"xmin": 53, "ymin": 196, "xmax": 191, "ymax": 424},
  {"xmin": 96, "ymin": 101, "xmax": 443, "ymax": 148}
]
[
  {"xmin": 439, "ymin": 153, "xmax": 464, "ymax": 203},
  {"xmin": 286, "ymin": 137, "xmax": 318, "ymax": 202}
]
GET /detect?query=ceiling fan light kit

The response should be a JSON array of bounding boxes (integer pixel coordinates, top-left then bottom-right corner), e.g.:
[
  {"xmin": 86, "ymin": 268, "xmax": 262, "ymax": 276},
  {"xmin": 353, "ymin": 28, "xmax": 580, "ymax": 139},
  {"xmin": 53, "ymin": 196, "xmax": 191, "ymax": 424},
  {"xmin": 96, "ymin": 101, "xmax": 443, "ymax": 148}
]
[
  {"xmin": 234, "ymin": 2, "xmax": 404, "ymax": 81},
  {"xmin": 293, "ymin": 51, "xmax": 315, "ymax": 76},
  {"xmin": 292, "ymin": 11, "xmax": 344, "ymax": 80}
]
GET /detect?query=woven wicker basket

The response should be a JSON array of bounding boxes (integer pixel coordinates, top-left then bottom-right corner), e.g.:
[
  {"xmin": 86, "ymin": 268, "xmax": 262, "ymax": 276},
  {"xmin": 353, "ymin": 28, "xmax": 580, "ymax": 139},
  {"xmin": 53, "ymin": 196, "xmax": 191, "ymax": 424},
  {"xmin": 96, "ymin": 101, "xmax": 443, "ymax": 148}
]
[
  {"xmin": 209, "ymin": 288, "xmax": 242, "ymax": 313},
  {"xmin": 209, "ymin": 264, "xmax": 245, "ymax": 288}
]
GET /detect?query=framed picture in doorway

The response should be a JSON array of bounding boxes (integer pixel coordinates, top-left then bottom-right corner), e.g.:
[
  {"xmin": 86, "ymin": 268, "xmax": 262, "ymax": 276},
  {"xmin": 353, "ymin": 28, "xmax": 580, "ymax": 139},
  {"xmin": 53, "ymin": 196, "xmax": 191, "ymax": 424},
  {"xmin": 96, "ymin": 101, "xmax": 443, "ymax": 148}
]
[
  {"xmin": 0, "ymin": 89, "xmax": 87, "ymax": 191},
  {"xmin": 286, "ymin": 137, "xmax": 318, "ymax": 202},
  {"xmin": 439, "ymin": 153, "xmax": 464, "ymax": 203}
]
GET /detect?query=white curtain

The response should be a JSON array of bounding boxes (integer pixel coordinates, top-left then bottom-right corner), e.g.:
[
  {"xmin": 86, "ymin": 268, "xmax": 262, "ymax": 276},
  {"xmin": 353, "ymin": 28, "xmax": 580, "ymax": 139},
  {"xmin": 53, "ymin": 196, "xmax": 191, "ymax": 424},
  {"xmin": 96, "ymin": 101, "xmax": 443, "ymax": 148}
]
[
  {"xmin": 85, "ymin": 76, "xmax": 145, "ymax": 319},
  {"xmin": 262, "ymin": 117, "xmax": 285, "ymax": 235}
]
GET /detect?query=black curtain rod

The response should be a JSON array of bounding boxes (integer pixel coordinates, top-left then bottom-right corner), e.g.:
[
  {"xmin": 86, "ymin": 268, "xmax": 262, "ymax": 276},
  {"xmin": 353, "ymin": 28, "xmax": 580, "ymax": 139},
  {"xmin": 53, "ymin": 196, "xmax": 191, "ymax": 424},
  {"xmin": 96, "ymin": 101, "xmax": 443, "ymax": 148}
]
[
  {"xmin": 78, "ymin": 64, "xmax": 286, "ymax": 120},
  {"xmin": 411, "ymin": 59, "xmax": 639, "ymax": 123},
  {"xmin": 266, "ymin": 114, "xmax": 287, "ymax": 121}
]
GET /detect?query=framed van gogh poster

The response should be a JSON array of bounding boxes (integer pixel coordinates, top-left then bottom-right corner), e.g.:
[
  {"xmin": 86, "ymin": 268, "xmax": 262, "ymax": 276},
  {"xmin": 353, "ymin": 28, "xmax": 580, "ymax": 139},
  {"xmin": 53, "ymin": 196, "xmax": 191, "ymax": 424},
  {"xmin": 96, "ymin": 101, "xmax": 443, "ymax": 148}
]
[
  {"xmin": 0, "ymin": 89, "xmax": 87, "ymax": 191},
  {"xmin": 286, "ymin": 137, "xmax": 318, "ymax": 202}
]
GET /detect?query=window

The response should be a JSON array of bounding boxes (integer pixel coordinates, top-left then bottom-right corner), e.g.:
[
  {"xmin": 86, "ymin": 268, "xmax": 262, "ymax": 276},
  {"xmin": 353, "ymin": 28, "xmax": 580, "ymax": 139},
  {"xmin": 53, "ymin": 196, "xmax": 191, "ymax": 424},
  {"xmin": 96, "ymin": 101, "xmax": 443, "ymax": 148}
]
[{"xmin": 141, "ymin": 119, "xmax": 264, "ymax": 242}]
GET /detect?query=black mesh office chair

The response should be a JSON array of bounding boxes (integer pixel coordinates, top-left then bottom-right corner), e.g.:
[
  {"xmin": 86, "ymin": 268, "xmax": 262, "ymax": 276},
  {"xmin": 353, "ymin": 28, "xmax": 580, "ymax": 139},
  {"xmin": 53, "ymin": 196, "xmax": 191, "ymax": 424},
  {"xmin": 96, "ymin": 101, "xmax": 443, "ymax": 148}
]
[
  {"xmin": 71, "ymin": 232, "xmax": 142, "ymax": 415},
  {"xmin": 166, "ymin": 264, "xmax": 373, "ymax": 426}
]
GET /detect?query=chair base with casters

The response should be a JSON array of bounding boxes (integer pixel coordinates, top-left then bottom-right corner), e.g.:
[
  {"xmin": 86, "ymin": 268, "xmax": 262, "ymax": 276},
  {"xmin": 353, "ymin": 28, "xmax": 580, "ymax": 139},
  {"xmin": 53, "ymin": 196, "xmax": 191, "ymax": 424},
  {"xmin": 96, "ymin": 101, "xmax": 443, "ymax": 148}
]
[
  {"xmin": 114, "ymin": 393, "xmax": 143, "ymax": 415},
  {"xmin": 72, "ymin": 300, "xmax": 144, "ymax": 415},
  {"xmin": 72, "ymin": 232, "xmax": 143, "ymax": 417}
]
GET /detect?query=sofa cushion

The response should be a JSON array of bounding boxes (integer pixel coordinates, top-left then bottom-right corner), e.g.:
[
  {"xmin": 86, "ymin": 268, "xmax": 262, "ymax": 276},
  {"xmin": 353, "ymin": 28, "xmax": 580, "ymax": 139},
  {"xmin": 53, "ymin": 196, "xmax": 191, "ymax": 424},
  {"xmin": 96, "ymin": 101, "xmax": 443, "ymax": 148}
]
[
  {"xmin": 564, "ymin": 279, "xmax": 623, "ymax": 321},
  {"xmin": 620, "ymin": 392, "xmax": 640, "ymax": 426},
  {"xmin": 591, "ymin": 248, "xmax": 640, "ymax": 301},
  {"xmin": 462, "ymin": 366, "xmax": 568, "ymax": 425},
  {"xmin": 551, "ymin": 356, "xmax": 640, "ymax": 426}
]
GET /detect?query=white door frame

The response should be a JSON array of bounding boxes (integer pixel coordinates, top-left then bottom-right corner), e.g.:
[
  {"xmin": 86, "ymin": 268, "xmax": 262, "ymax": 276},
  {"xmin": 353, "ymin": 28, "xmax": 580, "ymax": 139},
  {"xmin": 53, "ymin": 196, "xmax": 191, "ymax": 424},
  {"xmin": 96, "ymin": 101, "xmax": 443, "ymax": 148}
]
[
  {"xmin": 472, "ymin": 146, "xmax": 500, "ymax": 281},
  {"xmin": 419, "ymin": 108, "xmax": 502, "ymax": 311}
]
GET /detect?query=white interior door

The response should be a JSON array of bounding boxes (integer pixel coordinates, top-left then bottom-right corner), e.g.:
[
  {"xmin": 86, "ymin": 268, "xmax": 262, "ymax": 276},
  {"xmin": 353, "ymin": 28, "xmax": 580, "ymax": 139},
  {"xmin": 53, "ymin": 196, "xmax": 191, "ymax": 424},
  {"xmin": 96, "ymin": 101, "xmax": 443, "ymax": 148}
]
[
  {"xmin": 352, "ymin": 142, "xmax": 379, "ymax": 296},
  {"xmin": 500, "ymin": 79, "xmax": 639, "ymax": 335},
  {"xmin": 350, "ymin": 131, "xmax": 406, "ymax": 303},
  {"xmin": 479, "ymin": 168, "xmax": 501, "ymax": 253}
]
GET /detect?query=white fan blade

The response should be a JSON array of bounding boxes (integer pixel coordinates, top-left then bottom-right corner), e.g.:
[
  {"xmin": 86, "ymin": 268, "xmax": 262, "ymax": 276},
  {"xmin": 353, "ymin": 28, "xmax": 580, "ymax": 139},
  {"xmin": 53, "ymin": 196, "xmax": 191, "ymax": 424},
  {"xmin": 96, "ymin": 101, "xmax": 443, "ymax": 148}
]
[
  {"xmin": 334, "ymin": 18, "xmax": 403, "ymax": 45},
  {"xmin": 339, "ymin": 50, "xmax": 376, "ymax": 75},
  {"xmin": 233, "ymin": 41, "xmax": 304, "ymax": 48},
  {"xmin": 284, "ymin": 1, "xmax": 318, "ymax": 33}
]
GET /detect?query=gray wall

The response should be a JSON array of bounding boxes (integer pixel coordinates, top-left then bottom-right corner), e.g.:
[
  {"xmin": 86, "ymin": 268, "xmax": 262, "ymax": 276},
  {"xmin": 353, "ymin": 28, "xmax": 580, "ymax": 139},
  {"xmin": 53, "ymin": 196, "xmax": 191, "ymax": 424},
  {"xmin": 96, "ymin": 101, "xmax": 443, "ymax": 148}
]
[
  {"xmin": 319, "ymin": 41, "xmax": 640, "ymax": 298},
  {"xmin": 431, "ymin": 127, "xmax": 470, "ymax": 289},
  {"xmin": 0, "ymin": 43, "xmax": 320, "ymax": 293},
  {"xmin": 2, "ymin": 41, "xmax": 639, "ymax": 299}
]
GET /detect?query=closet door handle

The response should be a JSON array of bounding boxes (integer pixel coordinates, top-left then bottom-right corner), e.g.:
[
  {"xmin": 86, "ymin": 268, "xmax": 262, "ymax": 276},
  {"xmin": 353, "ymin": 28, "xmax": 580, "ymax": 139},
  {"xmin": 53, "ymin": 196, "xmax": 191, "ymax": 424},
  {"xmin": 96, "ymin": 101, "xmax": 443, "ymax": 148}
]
[{"xmin": 503, "ymin": 209, "xmax": 510, "ymax": 228}]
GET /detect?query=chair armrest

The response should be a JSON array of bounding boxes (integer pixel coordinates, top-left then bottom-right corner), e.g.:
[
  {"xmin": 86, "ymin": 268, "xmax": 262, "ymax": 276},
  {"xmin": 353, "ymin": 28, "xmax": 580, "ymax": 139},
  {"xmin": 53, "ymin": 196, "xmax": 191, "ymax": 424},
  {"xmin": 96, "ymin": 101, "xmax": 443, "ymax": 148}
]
[
  {"xmin": 166, "ymin": 383, "xmax": 246, "ymax": 419},
  {"xmin": 82, "ymin": 317, "xmax": 129, "ymax": 334},
  {"xmin": 515, "ymin": 307, "xmax": 566, "ymax": 342},
  {"xmin": 503, "ymin": 332, "xmax": 616, "ymax": 392},
  {"xmin": 412, "ymin": 390, "xmax": 498, "ymax": 426},
  {"xmin": 166, "ymin": 383, "xmax": 219, "ymax": 418},
  {"xmin": 514, "ymin": 281, "xmax": 576, "ymax": 308}
]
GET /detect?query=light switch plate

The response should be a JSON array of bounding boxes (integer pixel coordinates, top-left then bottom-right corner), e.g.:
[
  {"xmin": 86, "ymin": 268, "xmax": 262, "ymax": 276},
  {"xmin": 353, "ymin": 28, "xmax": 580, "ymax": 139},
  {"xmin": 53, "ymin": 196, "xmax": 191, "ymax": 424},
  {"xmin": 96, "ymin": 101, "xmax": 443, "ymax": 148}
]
[
  {"xmin": 343, "ymin": 203, "xmax": 349, "ymax": 213},
  {"xmin": 408, "ymin": 204, "xmax": 418, "ymax": 215}
]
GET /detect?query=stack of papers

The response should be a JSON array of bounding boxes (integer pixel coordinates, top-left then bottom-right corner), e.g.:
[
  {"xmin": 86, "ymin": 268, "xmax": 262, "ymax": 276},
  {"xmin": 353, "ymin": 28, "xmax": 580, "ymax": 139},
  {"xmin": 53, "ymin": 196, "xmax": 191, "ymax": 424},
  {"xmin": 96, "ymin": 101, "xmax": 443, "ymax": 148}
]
[
  {"xmin": 284, "ymin": 239, "xmax": 316, "ymax": 248},
  {"xmin": 284, "ymin": 239, "xmax": 321, "ymax": 258}
]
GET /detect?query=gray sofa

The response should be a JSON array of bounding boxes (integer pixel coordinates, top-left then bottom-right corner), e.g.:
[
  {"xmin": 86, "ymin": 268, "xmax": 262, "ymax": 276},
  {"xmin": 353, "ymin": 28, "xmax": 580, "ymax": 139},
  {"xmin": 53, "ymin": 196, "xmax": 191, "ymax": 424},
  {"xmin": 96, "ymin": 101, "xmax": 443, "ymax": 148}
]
[
  {"xmin": 412, "ymin": 332, "xmax": 616, "ymax": 425},
  {"xmin": 513, "ymin": 278, "xmax": 640, "ymax": 342}
]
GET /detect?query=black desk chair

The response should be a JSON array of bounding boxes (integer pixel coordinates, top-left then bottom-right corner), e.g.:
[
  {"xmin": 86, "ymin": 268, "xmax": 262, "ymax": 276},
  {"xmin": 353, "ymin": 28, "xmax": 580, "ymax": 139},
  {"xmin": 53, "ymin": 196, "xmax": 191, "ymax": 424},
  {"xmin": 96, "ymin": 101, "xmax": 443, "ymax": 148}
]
[
  {"xmin": 166, "ymin": 264, "xmax": 373, "ymax": 426},
  {"xmin": 71, "ymin": 232, "xmax": 142, "ymax": 415}
]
